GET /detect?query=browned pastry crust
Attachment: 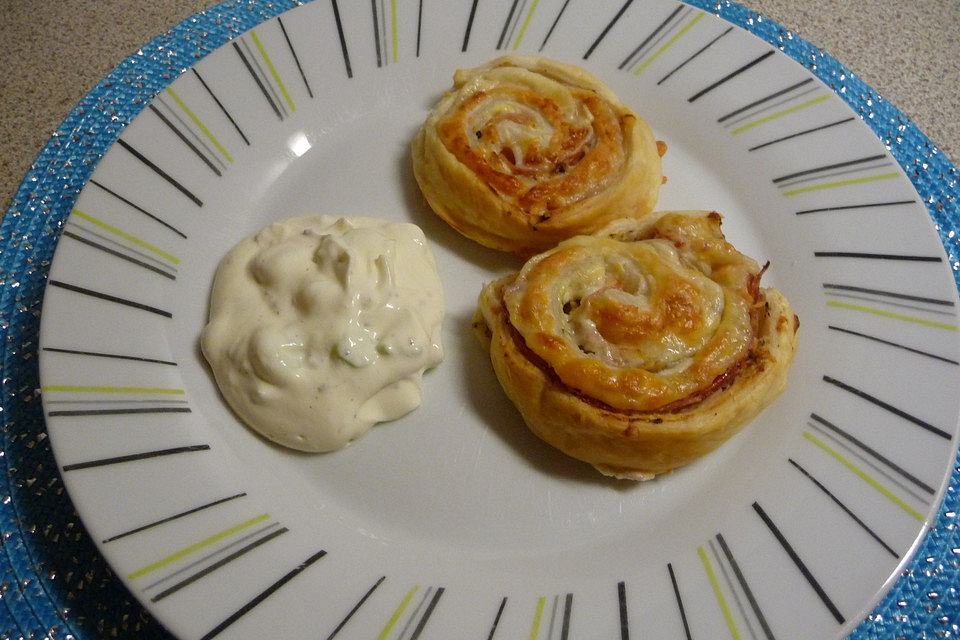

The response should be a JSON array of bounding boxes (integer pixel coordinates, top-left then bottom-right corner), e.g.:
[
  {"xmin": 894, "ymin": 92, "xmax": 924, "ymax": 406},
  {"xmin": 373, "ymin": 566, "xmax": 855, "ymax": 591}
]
[
  {"xmin": 413, "ymin": 55, "xmax": 663, "ymax": 256},
  {"xmin": 474, "ymin": 211, "xmax": 799, "ymax": 479}
]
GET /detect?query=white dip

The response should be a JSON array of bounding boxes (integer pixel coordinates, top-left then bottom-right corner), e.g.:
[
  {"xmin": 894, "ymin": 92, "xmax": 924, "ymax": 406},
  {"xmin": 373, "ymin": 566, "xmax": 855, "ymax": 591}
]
[{"xmin": 201, "ymin": 215, "xmax": 444, "ymax": 452}]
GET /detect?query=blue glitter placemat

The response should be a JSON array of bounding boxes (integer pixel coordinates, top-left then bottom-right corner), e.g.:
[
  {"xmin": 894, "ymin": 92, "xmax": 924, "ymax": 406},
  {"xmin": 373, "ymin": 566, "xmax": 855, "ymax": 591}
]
[{"xmin": 1, "ymin": 1, "xmax": 958, "ymax": 638}]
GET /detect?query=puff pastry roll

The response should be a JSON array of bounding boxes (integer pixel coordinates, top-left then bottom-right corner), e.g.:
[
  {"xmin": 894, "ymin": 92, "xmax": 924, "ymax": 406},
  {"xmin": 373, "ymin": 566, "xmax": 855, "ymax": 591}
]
[
  {"xmin": 413, "ymin": 55, "xmax": 663, "ymax": 256},
  {"xmin": 474, "ymin": 211, "xmax": 799, "ymax": 480}
]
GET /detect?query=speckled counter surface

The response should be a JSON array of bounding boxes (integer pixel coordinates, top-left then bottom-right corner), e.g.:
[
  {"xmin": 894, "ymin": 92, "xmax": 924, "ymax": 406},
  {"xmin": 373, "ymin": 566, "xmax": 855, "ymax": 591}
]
[{"xmin": 1, "ymin": 0, "xmax": 958, "ymax": 219}]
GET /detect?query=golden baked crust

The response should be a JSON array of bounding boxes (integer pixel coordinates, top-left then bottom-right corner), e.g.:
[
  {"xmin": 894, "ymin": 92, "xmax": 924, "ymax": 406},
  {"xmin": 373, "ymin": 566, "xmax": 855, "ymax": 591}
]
[
  {"xmin": 474, "ymin": 211, "xmax": 799, "ymax": 479},
  {"xmin": 413, "ymin": 55, "xmax": 663, "ymax": 256}
]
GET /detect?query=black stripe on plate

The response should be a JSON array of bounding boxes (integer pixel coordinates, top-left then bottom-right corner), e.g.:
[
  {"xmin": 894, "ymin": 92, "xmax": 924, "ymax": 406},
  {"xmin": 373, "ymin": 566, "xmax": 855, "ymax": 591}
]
[
  {"xmin": 497, "ymin": 0, "xmax": 522, "ymax": 50},
  {"xmin": 378, "ymin": 0, "xmax": 388, "ymax": 65},
  {"xmin": 371, "ymin": 0, "xmax": 383, "ymax": 66},
  {"xmin": 822, "ymin": 376, "xmax": 951, "ymax": 440},
  {"xmin": 63, "ymin": 445, "xmax": 209, "ymax": 473},
  {"xmin": 486, "ymin": 597, "xmax": 508, "ymax": 640},
  {"xmin": 278, "ymin": 16, "xmax": 313, "ymax": 98},
  {"xmin": 41, "ymin": 347, "xmax": 177, "ymax": 366},
  {"xmin": 718, "ymin": 78, "xmax": 813, "ymax": 123},
  {"xmin": 399, "ymin": 588, "xmax": 434, "ymax": 639},
  {"xmin": 559, "ymin": 592, "xmax": 573, "ymax": 640},
  {"xmin": 325, "ymin": 576, "xmax": 387, "ymax": 639},
  {"xmin": 65, "ymin": 224, "xmax": 174, "ymax": 273},
  {"xmin": 115, "ymin": 139, "xmax": 203, "ymax": 207},
  {"xmin": 409, "ymin": 587, "xmax": 445, "ymax": 640},
  {"xmin": 61, "ymin": 230, "xmax": 175, "ymax": 280},
  {"xmin": 245, "ymin": 37, "xmax": 289, "ymax": 116},
  {"xmin": 827, "ymin": 325, "xmax": 960, "ymax": 365},
  {"xmin": 658, "ymin": 25, "xmax": 732, "ymax": 85},
  {"xmin": 752, "ymin": 502, "xmax": 845, "ymax": 624},
  {"xmin": 776, "ymin": 160, "xmax": 893, "ymax": 189},
  {"xmin": 787, "ymin": 459, "xmax": 899, "ymax": 558},
  {"xmin": 199, "ymin": 548, "xmax": 327, "ymax": 640},
  {"xmin": 233, "ymin": 40, "xmax": 283, "ymax": 119},
  {"xmin": 796, "ymin": 199, "xmax": 915, "ymax": 215},
  {"xmin": 152, "ymin": 526, "xmax": 290, "ymax": 602},
  {"xmin": 628, "ymin": 5, "xmax": 696, "ymax": 72},
  {"xmin": 103, "ymin": 492, "xmax": 246, "ymax": 544},
  {"xmin": 773, "ymin": 154, "xmax": 886, "ymax": 183},
  {"xmin": 814, "ymin": 251, "xmax": 941, "ymax": 262},
  {"xmin": 47, "ymin": 280, "xmax": 172, "ymax": 318},
  {"xmin": 143, "ymin": 522, "xmax": 282, "ymax": 593},
  {"xmin": 192, "ymin": 68, "xmax": 250, "ymax": 146},
  {"xmin": 88, "ymin": 178, "xmax": 187, "ymax": 238},
  {"xmin": 67, "ymin": 221, "xmax": 176, "ymax": 275},
  {"xmin": 147, "ymin": 104, "xmax": 222, "ymax": 177},
  {"xmin": 45, "ymin": 398, "xmax": 187, "ymax": 406},
  {"xmin": 714, "ymin": 534, "xmax": 776, "ymax": 639},
  {"xmin": 68, "ymin": 220, "xmax": 176, "ymax": 275},
  {"xmin": 416, "ymin": 0, "xmax": 424, "ymax": 56},
  {"xmin": 824, "ymin": 283, "xmax": 955, "ymax": 306},
  {"xmin": 667, "ymin": 563, "xmax": 692, "ymax": 640},
  {"xmin": 462, "ymin": 0, "xmax": 480, "ymax": 51},
  {"xmin": 47, "ymin": 406, "xmax": 191, "ymax": 417},
  {"xmin": 618, "ymin": 581, "xmax": 629, "ymax": 640},
  {"xmin": 618, "ymin": 4, "xmax": 684, "ymax": 70},
  {"xmin": 150, "ymin": 527, "xmax": 289, "ymax": 602},
  {"xmin": 688, "ymin": 50, "xmax": 775, "ymax": 103},
  {"xmin": 749, "ymin": 117, "xmax": 855, "ymax": 152},
  {"xmin": 539, "ymin": 0, "xmax": 572, "ymax": 51},
  {"xmin": 583, "ymin": 0, "xmax": 635, "ymax": 59},
  {"xmin": 808, "ymin": 418, "xmax": 931, "ymax": 508},
  {"xmin": 809, "ymin": 413, "xmax": 936, "ymax": 495},
  {"xmin": 330, "ymin": 0, "xmax": 354, "ymax": 78}
]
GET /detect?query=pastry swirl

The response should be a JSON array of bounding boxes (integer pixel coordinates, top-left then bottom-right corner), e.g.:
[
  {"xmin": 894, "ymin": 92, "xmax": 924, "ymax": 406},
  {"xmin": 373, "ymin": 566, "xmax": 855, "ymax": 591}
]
[
  {"xmin": 413, "ymin": 55, "xmax": 663, "ymax": 256},
  {"xmin": 475, "ymin": 211, "xmax": 799, "ymax": 479}
]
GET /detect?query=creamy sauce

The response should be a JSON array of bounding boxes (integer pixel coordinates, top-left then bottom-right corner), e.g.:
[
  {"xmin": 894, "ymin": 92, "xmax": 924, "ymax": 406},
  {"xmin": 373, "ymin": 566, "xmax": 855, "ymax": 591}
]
[{"xmin": 201, "ymin": 216, "xmax": 444, "ymax": 452}]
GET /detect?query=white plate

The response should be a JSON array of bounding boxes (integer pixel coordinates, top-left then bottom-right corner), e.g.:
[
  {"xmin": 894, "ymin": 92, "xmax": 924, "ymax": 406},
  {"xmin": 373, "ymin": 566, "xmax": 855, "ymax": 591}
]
[{"xmin": 38, "ymin": 1, "xmax": 960, "ymax": 638}]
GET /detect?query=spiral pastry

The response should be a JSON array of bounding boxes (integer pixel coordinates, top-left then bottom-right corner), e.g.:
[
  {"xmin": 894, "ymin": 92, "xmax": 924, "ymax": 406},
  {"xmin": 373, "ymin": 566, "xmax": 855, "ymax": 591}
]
[
  {"xmin": 474, "ymin": 211, "xmax": 799, "ymax": 479},
  {"xmin": 412, "ymin": 55, "xmax": 663, "ymax": 256}
]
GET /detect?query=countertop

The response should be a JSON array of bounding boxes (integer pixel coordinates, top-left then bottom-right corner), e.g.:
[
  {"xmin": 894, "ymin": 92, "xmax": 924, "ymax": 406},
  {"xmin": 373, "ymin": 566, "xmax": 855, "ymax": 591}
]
[{"xmin": 2, "ymin": 0, "xmax": 958, "ymax": 219}]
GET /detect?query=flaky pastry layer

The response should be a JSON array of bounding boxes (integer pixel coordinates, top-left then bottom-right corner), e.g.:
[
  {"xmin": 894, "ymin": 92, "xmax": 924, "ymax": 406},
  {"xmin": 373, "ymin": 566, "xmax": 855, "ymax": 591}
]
[
  {"xmin": 474, "ymin": 211, "xmax": 799, "ymax": 479},
  {"xmin": 413, "ymin": 55, "xmax": 663, "ymax": 256}
]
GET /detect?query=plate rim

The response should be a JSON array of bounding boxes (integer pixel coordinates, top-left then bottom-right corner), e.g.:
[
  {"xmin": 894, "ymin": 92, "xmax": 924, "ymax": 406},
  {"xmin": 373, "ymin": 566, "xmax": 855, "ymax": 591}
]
[{"xmin": 3, "ymin": 0, "xmax": 960, "ymax": 637}]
